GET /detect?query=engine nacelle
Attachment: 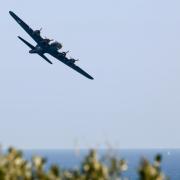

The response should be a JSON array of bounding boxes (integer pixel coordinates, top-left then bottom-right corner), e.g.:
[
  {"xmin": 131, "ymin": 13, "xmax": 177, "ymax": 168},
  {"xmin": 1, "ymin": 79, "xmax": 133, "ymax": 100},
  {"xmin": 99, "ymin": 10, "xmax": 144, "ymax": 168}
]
[
  {"xmin": 68, "ymin": 58, "xmax": 78, "ymax": 64},
  {"xmin": 33, "ymin": 28, "xmax": 42, "ymax": 36},
  {"xmin": 50, "ymin": 41, "xmax": 62, "ymax": 50}
]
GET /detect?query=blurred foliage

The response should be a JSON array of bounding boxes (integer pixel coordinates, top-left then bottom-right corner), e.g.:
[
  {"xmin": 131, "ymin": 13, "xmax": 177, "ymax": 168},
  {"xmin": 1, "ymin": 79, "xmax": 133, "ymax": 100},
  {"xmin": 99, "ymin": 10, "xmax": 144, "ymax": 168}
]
[
  {"xmin": 138, "ymin": 154, "xmax": 168, "ymax": 180},
  {"xmin": 0, "ymin": 147, "xmax": 168, "ymax": 180}
]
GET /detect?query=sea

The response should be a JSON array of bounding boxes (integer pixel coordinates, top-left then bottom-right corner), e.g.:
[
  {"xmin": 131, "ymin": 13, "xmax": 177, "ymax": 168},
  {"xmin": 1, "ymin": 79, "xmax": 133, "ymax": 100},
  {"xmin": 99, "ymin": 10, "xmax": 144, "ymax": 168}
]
[{"xmin": 23, "ymin": 149, "xmax": 180, "ymax": 179}]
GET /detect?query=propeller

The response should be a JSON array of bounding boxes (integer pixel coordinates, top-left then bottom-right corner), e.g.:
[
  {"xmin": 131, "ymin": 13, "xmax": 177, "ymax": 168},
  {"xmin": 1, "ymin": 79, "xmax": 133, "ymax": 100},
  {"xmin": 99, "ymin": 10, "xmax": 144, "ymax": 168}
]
[{"xmin": 44, "ymin": 36, "xmax": 54, "ymax": 41}]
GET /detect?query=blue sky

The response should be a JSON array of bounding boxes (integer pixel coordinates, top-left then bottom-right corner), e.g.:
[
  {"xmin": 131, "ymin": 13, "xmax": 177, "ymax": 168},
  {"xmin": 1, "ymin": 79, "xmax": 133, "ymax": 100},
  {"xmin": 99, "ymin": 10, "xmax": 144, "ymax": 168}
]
[{"xmin": 0, "ymin": 0, "xmax": 180, "ymax": 149}]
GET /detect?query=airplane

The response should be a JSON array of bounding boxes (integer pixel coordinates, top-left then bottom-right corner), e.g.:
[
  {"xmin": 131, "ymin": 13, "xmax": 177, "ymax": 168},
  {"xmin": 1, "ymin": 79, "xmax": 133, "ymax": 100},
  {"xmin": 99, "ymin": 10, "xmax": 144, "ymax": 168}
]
[{"xmin": 9, "ymin": 11, "xmax": 94, "ymax": 80}]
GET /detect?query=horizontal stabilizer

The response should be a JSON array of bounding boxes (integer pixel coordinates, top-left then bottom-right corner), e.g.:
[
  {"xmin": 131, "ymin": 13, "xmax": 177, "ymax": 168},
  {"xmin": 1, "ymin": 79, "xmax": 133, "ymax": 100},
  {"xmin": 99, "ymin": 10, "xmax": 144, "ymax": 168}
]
[
  {"xmin": 38, "ymin": 54, "xmax": 53, "ymax": 64},
  {"xmin": 18, "ymin": 36, "xmax": 34, "ymax": 49},
  {"xmin": 18, "ymin": 36, "xmax": 52, "ymax": 64}
]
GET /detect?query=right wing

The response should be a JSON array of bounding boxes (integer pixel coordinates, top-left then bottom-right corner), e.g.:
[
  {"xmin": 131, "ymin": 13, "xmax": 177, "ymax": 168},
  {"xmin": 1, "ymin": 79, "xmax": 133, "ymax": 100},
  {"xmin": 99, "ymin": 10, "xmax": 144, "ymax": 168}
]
[
  {"xmin": 9, "ymin": 11, "xmax": 43, "ymax": 44},
  {"xmin": 49, "ymin": 51, "xmax": 94, "ymax": 79}
]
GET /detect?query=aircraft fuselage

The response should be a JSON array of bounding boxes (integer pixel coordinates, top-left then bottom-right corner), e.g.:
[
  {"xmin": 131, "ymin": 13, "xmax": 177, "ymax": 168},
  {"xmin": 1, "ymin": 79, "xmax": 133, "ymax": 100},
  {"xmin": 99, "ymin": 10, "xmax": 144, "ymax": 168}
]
[{"xmin": 29, "ymin": 45, "xmax": 44, "ymax": 54}]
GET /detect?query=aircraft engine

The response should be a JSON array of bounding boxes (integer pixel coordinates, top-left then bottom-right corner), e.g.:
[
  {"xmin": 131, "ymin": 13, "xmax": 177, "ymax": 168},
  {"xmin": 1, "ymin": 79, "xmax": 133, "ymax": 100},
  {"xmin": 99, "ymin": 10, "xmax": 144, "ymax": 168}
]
[
  {"xmin": 69, "ymin": 58, "xmax": 79, "ymax": 64},
  {"xmin": 70, "ymin": 59, "xmax": 75, "ymax": 64},
  {"xmin": 50, "ymin": 41, "xmax": 62, "ymax": 50}
]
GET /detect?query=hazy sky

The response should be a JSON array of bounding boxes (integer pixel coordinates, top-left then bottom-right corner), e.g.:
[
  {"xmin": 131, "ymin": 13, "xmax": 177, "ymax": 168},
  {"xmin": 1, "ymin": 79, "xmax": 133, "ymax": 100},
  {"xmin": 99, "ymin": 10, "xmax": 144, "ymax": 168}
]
[{"xmin": 1, "ymin": 0, "xmax": 180, "ymax": 149}]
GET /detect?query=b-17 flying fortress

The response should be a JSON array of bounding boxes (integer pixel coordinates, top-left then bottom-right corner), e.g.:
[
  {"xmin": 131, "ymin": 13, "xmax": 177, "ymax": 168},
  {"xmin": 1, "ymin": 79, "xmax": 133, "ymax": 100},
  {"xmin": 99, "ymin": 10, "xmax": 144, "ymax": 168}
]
[{"xmin": 9, "ymin": 11, "xmax": 94, "ymax": 80}]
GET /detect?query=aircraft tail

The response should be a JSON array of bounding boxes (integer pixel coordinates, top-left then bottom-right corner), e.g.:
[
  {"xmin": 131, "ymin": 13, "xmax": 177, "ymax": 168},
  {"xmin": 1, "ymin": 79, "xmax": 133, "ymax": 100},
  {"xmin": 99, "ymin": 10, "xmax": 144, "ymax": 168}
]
[
  {"xmin": 18, "ymin": 36, "xmax": 34, "ymax": 49},
  {"xmin": 18, "ymin": 36, "xmax": 53, "ymax": 64}
]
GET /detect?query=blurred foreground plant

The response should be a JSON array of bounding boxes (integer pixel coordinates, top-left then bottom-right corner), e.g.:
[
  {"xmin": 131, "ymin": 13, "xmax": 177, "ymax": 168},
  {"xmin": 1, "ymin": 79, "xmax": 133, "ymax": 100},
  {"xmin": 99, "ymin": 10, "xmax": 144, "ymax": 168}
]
[
  {"xmin": 138, "ymin": 154, "xmax": 168, "ymax": 180},
  {"xmin": 0, "ymin": 147, "xmax": 167, "ymax": 180}
]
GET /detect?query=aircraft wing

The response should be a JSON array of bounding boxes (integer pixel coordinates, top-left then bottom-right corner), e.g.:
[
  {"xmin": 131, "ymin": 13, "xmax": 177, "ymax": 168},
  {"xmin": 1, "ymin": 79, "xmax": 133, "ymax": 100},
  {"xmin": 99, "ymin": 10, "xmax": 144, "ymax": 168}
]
[
  {"xmin": 9, "ymin": 11, "xmax": 43, "ymax": 44},
  {"xmin": 49, "ymin": 51, "xmax": 94, "ymax": 80}
]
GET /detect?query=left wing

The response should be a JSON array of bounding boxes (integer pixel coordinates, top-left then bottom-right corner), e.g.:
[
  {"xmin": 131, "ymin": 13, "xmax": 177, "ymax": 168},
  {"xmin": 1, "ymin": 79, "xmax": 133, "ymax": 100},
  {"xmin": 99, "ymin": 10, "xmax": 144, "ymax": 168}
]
[{"xmin": 9, "ymin": 11, "xmax": 43, "ymax": 44}]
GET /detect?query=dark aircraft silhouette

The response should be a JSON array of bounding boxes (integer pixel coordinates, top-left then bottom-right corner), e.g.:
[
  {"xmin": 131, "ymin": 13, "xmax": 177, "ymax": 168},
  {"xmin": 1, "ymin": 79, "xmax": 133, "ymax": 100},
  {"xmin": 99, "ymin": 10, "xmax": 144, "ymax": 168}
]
[{"xmin": 9, "ymin": 11, "xmax": 94, "ymax": 80}]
